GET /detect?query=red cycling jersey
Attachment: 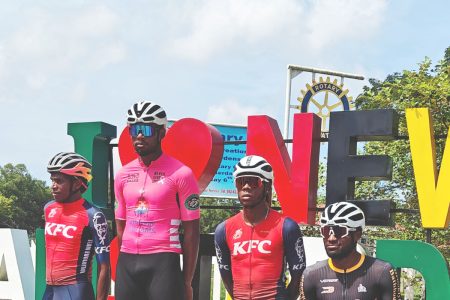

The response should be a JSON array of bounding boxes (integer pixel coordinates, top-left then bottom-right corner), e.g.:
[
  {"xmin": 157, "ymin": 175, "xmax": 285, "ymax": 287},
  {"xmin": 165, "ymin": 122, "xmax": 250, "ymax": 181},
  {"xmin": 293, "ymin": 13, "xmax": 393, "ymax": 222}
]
[
  {"xmin": 215, "ymin": 209, "xmax": 306, "ymax": 300},
  {"xmin": 44, "ymin": 198, "xmax": 110, "ymax": 285}
]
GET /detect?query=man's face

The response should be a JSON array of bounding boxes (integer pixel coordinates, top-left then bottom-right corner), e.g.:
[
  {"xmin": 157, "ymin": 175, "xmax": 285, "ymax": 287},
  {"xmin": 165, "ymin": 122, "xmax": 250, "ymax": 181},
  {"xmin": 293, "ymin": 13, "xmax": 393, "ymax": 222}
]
[
  {"xmin": 236, "ymin": 176, "xmax": 266, "ymax": 208},
  {"xmin": 130, "ymin": 123, "xmax": 163, "ymax": 156},
  {"xmin": 322, "ymin": 226, "xmax": 361, "ymax": 259},
  {"xmin": 50, "ymin": 173, "xmax": 79, "ymax": 202}
]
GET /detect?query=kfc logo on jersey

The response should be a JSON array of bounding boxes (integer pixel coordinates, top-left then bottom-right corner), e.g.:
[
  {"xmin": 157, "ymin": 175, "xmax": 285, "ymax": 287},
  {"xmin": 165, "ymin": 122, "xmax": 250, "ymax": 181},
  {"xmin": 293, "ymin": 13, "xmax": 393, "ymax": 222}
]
[
  {"xmin": 95, "ymin": 245, "xmax": 110, "ymax": 254},
  {"xmin": 45, "ymin": 222, "xmax": 77, "ymax": 238},
  {"xmin": 233, "ymin": 228, "xmax": 242, "ymax": 240},
  {"xmin": 48, "ymin": 208, "xmax": 57, "ymax": 218},
  {"xmin": 93, "ymin": 212, "xmax": 108, "ymax": 245},
  {"xmin": 233, "ymin": 240, "xmax": 271, "ymax": 255}
]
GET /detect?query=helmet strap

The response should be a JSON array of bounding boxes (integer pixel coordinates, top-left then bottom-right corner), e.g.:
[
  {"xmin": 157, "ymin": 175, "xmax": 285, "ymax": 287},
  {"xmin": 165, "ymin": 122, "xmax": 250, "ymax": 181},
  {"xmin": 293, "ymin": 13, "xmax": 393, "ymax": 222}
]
[{"xmin": 62, "ymin": 178, "xmax": 82, "ymax": 202}]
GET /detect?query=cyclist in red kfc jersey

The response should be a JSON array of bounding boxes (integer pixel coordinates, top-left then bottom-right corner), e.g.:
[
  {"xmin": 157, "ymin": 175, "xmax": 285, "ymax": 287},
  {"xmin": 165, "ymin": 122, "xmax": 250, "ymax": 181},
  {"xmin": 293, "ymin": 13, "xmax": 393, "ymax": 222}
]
[
  {"xmin": 215, "ymin": 155, "xmax": 306, "ymax": 300},
  {"xmin": 299, "ymin": 202, "xmax": 401, "ymax": 300},
  {"xmin": 114, "ymin": 101, "xmax": 200, "ymax": 300},
  {"xmin": 43, "ymin": 152, "xmax": 110, "ymax": 300}
]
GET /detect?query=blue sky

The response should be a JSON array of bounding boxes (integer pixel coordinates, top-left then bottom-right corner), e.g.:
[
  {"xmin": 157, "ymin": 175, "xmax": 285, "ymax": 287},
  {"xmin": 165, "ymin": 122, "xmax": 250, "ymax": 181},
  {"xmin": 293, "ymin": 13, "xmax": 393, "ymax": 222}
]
[{"xmin": 0, "ymin": 0, "xmax": 449, "ymax": 182}]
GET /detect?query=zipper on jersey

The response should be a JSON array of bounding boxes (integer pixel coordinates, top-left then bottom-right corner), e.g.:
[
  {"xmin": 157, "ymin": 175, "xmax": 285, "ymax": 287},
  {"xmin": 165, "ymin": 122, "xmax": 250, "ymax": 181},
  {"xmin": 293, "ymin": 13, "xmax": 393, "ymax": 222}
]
[
  {"xmin": 343, "ymin": 270, "xmax": 347, "ymax": 300},
  {"xmin": 136, "ymin": 166, "xmax": 149, "ymax": 254}
]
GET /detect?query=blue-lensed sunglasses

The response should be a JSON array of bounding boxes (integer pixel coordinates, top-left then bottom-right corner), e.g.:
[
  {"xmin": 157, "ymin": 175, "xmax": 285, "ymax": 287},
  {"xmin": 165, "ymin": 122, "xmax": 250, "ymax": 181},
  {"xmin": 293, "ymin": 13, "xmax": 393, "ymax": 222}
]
[{"xmin": 129, "ymin": 124, "xmax": 154, "ymax": 137}]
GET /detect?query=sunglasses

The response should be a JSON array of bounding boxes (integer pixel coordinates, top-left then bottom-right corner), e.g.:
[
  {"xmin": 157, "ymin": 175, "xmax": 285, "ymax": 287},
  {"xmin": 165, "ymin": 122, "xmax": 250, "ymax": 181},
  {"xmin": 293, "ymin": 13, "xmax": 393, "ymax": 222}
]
[
  {"xmin": 235, "ymin": 176, "xmax": 263, "ymax": 189},
  {"xmin": 129, "ymin": 124, "xmax": 155, "ymax": 137},
  {"xmin": 320, "ymin": 225, "xmax": 356, "ymax": 239}
]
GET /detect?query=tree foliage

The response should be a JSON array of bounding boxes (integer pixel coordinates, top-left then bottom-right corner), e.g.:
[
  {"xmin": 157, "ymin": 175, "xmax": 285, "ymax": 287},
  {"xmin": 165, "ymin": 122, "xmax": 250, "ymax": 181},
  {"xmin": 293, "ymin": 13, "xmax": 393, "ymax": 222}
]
[
  {"xmin": 200, "ymin": 197, "xmax": 240, "ymax": 234},
  {"xmin": 0, "ymin": 164, "xmax": 51, "ymax": 235},
  {"xmin": 354, "ymin": 47, "xmax": 450, "ymax": 260}
]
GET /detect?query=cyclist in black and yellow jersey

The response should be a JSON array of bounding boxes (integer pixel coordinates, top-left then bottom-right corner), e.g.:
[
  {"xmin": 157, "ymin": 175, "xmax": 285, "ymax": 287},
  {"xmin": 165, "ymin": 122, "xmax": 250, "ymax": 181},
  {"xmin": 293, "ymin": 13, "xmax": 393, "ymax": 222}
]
[{"xmin": 300, "ymin": 202, "xmax": 401, "ymax": 300}]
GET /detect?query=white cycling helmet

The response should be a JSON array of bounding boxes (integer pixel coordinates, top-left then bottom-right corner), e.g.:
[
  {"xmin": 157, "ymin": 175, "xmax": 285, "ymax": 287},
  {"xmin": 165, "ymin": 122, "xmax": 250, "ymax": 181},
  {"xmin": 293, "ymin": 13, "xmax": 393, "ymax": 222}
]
[
  {"xmin": 233, "ymin": 155, "xmax": 273, "ymax": 182},
  {"xmin": 127, "ymin": 101, "xmax": 167, "ymax": 127},
  {"xmin": 320, "ymin": 202, "xmax": 365, "ymax": 229}
]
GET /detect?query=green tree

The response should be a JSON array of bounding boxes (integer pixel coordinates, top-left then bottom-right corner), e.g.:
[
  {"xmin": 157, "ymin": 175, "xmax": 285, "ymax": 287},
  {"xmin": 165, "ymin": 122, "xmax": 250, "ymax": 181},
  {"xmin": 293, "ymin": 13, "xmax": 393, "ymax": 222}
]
[
  {"xmin": 0, "ymin": 164, "xmax": 51, "ymax": 236},
  {"xmin": 200, "ymin": 197, "xmax": 240, "ymax": 234},
  {"xmin": 354, "ymin": 47, "xmax": 450, "ymax": 261}
]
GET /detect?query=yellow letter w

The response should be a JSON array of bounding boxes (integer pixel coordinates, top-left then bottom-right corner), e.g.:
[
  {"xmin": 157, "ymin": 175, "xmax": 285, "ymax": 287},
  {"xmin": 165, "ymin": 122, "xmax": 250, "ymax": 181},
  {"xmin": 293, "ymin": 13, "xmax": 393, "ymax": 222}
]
[{"xmin": 406, "ymin": 108, "xmax": 450, "ymax": 229}]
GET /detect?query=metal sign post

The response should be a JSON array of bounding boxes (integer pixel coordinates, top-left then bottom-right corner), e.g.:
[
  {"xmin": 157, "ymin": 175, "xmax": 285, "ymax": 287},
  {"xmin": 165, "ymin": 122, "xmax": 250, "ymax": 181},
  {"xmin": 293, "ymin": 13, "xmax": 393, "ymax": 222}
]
[{"xmin": 284, "ymin": 65, "xmax": 364, "ymax": 138}]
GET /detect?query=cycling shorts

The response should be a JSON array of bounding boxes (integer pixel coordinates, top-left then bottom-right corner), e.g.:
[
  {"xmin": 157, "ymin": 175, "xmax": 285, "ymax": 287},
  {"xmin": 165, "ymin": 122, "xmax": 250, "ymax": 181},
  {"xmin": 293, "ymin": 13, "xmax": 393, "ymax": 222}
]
[
  {"xmin": 42, "ymin": 282, "xmax": 94, "ymax": 300},
  {"xmin": 115, "ymin": 252, "xmax": 184, "ymax": 300}
]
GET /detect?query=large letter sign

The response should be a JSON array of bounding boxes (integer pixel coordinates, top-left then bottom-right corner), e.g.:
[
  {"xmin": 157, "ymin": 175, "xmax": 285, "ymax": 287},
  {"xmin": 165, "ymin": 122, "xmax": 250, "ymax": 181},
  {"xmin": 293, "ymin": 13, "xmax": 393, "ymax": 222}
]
[
  {"xmin": 326, "ymin": 110, "xmax": 398, "ymax": 225},
  {"xmin": 68, "ymin": 122, "xmax": 117, "ymax": 208},
  {"xmin": 406, "ymin": 108, "xmax": 450, "ymax": 228},
  {"xmin": 377, "ymin": 240, "xmax": 450, "ymax": 299},
  {"xmin": 246, "ymin": 113, "xmax": 321, "ymax": 224},
  {"xmin": 0, "ymin": 229, "xmax": 35, "ymax": 300}
]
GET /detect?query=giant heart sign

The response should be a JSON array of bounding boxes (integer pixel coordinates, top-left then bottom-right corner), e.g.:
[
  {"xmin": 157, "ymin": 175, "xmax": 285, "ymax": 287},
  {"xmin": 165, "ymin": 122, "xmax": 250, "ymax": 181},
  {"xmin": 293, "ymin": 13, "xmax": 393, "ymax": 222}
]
[{"xmin": 118, "ymin": 118, "xmax": 224, "ymax": 193}]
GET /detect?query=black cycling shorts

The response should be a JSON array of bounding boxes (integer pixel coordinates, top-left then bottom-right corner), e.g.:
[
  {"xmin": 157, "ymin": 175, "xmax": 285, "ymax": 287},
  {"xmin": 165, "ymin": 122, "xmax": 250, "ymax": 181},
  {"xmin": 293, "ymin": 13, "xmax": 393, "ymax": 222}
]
[
  {"xmin": 115, "ymin": 252, "xmax": 184, "ymax": 300},
  {"xmin": 42, "ymin": 282, "xmax": 95, "ymax": 300}
]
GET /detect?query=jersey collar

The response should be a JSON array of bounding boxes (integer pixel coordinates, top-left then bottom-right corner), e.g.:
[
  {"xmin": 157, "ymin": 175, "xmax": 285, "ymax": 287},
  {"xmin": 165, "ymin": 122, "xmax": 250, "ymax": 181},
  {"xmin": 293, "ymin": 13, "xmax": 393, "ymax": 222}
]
[{"xmin": 328, "ymin": 254, "xmax": 365, "ymax": 273}]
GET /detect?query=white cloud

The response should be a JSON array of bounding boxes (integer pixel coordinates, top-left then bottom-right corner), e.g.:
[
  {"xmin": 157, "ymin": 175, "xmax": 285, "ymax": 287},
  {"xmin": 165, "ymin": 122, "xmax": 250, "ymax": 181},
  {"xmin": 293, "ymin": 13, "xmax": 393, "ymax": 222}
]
[
  {"xmin": 206, "ymin": 99, "xmax": 268, "ymax": 125},
  {"xmin": 2, "ymin": 5, "xmax": 125, "ymax": 92},
  {"xmin": 166, "ymin": 0, "xmax": 387, "ymax": 62},
  {"xmin": 70, "ymin": 5, "xmax": 120, "ymax": 38},
  {"xmin": 305, "ymin": 0, "xmax": 387, "ymax": 50},
  {"xmin": 168, "ymin": 0, "xmax": 303, "ymax": 62}
]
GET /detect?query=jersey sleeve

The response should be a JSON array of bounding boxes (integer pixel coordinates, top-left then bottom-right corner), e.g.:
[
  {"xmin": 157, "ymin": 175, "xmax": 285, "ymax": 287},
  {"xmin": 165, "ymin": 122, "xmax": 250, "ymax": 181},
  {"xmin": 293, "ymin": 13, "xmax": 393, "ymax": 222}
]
[
  {"xmin": 114, "ymin": 171, "xmax": 126, "ymax": 220},
  {"xmin": 176, "ymin": 166, "xmax": 200, "ymax": 221},
  {"xmin": 214, "ymin": 221, "xmax": 233, "ymax": 289},
  {"xmin": 378, "ymin": 263, "xmax": 401, "ymax": 300},
  {"xmin": 282, "ymin": 217, "xmax": 306, "ymax": 277},
  {"xmin": 88, "ymin": 208, "xmax": 111, "ymax": 264}
]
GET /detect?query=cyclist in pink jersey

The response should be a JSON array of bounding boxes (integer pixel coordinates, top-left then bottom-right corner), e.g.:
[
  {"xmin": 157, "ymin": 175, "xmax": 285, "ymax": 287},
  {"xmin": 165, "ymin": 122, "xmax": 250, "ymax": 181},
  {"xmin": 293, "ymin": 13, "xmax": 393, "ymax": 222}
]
[
  {"xmin": 43, "ymin": 152, "xmax": 110, "ymax": 300},
  {"xmin": 114, "ymin": 101, "xmax": 200, "ymax": 300}
]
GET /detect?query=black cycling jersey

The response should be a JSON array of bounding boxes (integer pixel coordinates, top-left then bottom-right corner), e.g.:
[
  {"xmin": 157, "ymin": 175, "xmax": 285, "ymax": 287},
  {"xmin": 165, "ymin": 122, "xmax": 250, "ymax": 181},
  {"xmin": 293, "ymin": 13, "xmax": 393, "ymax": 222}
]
[{"xmin": 300, "ymin": 255, "xmax": 401, "ymax": 300}]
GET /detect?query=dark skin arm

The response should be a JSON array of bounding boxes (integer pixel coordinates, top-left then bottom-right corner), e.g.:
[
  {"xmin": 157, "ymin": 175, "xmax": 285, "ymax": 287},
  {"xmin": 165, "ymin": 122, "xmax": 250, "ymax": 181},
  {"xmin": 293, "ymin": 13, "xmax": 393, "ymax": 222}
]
[
  {"xmin": 96, "ymin": 262, "xmax": 110, "ymax": 300},
  {"xmin": 115, "ymin": 219, "xmax": 125, "ymax": 250},
  {"xmin": 182, "ymin": 219, "xmax": 200, "ymax": 300}
]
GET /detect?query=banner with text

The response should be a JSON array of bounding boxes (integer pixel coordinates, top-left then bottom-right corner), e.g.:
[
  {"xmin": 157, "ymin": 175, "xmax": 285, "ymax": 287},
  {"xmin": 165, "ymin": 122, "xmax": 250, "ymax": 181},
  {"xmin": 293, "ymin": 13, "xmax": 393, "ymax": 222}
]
[{"xmin": 168, "ymin": 121, "xmax": 246, "ymax": 198}]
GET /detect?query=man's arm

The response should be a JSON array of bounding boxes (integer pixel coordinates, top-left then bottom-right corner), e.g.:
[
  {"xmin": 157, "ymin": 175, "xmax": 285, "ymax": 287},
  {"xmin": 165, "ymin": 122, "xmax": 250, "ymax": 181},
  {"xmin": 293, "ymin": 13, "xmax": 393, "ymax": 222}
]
[
  {"xmin": 89, "ymin": 209, "xmax": 111, "ymax": 300},
  {"xmin": 96, "ymin": 262, "xmax": 110, "ymax": 300},
  {"xmin": 283, "ymin": 218, "xmax": 306, "ymax": 300},
  {"xmin": 113, "ymin": 171, "xmax": 126, "ymax": 250},
  {"xmin": 182, "ymin": 219, "xmax": 200, "ymax": 300},
  {"xmin": 115, "ymin": 219, "xmax": 125, "ymax": 250},
  {"xmin": 379, "ymin": 265, "xmax": 401, "ymax": 300},
  {"xmin": 214, "ymin": 221, "xmax": 233, "ymax": 297}
]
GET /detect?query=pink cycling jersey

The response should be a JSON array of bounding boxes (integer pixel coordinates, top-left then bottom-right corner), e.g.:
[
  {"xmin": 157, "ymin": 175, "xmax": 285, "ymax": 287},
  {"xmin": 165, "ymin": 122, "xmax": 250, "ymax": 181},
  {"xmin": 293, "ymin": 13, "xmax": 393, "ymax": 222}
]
[{"xmin": 114, "ymin": 153, "xmax": 200, "ymax": 254}]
